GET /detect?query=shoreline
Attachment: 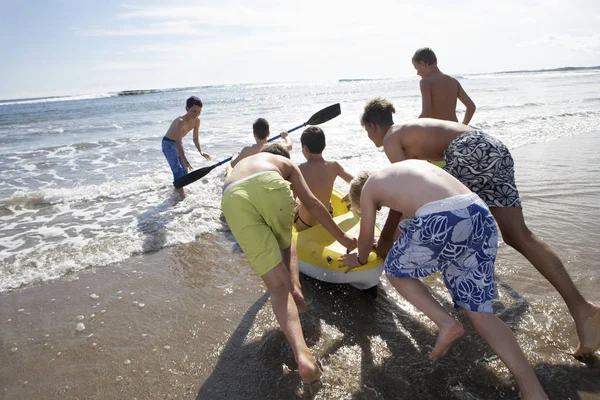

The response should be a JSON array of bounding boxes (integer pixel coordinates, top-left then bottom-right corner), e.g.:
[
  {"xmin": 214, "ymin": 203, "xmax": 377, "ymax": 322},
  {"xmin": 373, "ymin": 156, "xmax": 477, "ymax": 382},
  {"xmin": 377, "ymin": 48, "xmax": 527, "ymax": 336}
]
[{"xmin": 2, "ymin": 132, "xmax": 600, "ymax": 399}]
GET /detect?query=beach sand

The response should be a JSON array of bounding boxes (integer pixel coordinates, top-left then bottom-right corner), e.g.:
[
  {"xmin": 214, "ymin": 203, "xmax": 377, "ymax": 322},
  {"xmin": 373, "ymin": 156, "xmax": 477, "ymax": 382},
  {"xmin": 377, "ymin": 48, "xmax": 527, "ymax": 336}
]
[{"xmin": 2, "ymin": 132, "xmax": 600, "ymax": 399}]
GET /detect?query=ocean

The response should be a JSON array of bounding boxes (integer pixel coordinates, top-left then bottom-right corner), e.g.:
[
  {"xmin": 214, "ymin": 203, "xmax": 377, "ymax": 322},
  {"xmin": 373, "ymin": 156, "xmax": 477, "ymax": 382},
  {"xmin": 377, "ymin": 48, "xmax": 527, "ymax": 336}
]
[
  {"xmin": 1, "ymin": 69, "xmax": 600, "ymax": 399},
  {"xmin": 2, "ymin": 69, "xmax": 599, "ymax": 292}
]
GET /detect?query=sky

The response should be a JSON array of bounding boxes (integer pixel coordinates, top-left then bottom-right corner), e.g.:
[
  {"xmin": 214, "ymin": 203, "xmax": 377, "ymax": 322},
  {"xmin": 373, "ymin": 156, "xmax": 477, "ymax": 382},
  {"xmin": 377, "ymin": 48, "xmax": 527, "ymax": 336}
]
[{"xmin": 1, "ymin": 0, "xmax": 599, "ymax": 100}]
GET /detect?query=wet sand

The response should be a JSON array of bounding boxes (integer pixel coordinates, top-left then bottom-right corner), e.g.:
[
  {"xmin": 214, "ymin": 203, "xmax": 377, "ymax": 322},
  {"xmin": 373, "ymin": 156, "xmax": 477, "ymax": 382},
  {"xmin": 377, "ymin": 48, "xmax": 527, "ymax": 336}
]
[{"xmin": 2, "ymin": 132, "xmax": 600, "ymax": 399}]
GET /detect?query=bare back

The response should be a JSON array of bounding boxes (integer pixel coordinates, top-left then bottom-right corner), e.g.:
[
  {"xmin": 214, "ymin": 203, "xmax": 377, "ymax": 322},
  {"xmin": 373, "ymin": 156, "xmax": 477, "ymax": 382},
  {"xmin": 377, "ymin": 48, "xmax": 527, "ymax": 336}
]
[
  {"xmin": 366, "ymin": 160, "xmax": 471, "ymax": 219},
  {"xmin": 223, "ymin": 152, "xmax": 289, "ymax": 190},
  {"xmin": 298, "ymin": 160, "xmax": 340, "ymax": 220},
  {"xmin": 383, "ymin": 119, "xmax": 472, "ymax": 162},
  {"xmin": 420, "ymin": 73, "xmax": 460, "ymax": 122}
]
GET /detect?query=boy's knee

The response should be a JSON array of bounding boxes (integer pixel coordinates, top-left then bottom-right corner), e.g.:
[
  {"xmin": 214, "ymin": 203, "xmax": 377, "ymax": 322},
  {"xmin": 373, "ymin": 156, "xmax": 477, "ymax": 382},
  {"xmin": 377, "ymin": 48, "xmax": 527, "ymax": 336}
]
[{"xmin": 501, "ymin": 226, "xmax": 534, "ymax": 250}]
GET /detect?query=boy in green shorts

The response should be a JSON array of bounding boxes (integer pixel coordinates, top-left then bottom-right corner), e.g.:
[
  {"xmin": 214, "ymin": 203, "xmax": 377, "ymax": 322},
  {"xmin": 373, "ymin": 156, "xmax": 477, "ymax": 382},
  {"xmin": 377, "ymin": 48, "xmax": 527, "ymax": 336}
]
[{"xmin": 221, "ymin": 143, "xmax": 356, "ymax": 383}]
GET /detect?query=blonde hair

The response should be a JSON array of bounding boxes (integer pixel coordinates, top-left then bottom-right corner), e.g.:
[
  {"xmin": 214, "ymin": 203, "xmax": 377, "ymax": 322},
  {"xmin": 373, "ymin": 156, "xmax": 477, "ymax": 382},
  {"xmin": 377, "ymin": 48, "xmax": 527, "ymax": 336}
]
[
  {"xmin": 349, "ymin": 171, "xmax": 371, "ymax": 211},
  {"xmin": 360, "ymin": 97, "xmax": 395, "ymax": 127}
]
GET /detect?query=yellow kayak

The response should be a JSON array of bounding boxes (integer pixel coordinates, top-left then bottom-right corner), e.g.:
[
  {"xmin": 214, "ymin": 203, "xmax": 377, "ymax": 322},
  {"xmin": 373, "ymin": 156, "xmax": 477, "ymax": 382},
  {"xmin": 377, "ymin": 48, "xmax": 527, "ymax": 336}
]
[{"xmin": 293, "ymin": 188, "xmax": 383, "ymax": 291}]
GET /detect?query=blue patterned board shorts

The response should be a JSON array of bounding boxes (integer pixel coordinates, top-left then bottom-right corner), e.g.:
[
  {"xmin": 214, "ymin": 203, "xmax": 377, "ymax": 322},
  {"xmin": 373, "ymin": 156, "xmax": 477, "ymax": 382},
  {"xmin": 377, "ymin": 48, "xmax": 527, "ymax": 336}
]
[
  {"xmin": 385, "ymin": 193, "xmax": 499, "ymax": 312},
  {"xmin": 162, "ymin": 137, "xmax": 188, "ymax": 183},
  {"xmin": 443, "ymin": 131, "xmax": 521, "ymax": 207}
]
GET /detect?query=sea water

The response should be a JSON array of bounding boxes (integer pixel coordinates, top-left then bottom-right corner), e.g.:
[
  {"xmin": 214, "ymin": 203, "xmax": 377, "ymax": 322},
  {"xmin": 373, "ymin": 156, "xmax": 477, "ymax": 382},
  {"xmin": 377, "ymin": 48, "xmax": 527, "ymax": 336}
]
[{"xmin": 1, "ymin": 69, "xmax": 600, "ymax": 292}]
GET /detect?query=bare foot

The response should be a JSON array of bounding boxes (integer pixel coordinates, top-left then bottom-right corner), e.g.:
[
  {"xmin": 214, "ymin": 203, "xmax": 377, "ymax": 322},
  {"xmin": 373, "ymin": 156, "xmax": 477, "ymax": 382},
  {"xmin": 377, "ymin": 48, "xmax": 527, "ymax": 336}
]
[
  {"xmin": 292, "ymin": 288, "xmax": 307, "ymax": 313},
  {"xmin": 573, "ymin": 304, "xmax": 600, "ymax": 357},
  {"xmin": 429, "ymin": 321, "xmax": 464, "ymax": 360},
  {"xmin": 297, "ymin": 354, "xmax": 322, "ymax": 384}
]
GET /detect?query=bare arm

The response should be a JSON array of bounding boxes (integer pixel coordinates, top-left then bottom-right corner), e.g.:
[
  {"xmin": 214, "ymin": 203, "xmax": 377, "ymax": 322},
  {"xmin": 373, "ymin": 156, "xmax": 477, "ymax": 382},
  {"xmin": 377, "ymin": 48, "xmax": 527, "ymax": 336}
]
[
  {"xmin": 457, "ymin": 82, "xmax": 476, "ymax": 125},
  {"xmin": 230, "ymin": 147, "xmax": 249, "ymax": 168},
  {"xmin": 338, "ymin": 184, "xmax": 377, "ymax": 271},
  {"xmin": 384, "ymin": 140, "xmax": 407, "ymax": 163},
  {"xmin": 280, "ymin": 131, "xmax": 293, "ymax": 151},
  {"xmin": 418, "ymin": 79, "xmax": 433, "ymax": 118},
  {"xmin": 193, "ymin": 119, "xmax": 211, "ymax": 160},
  {"xmin": 288, "ymin": 164, "xmax": 356, "ymax": 250},
  {"xmin": 336, "ymin": 162, "xmax": 354, "ymax": 184},
  {"xmin": 374, "ymin": 140, "xmax": 406, "ymax": 257}
]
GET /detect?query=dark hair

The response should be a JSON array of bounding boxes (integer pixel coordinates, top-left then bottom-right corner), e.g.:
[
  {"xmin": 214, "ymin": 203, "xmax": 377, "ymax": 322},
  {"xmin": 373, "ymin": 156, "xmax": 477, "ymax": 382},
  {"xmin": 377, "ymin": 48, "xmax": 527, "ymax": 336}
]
[
  {"xmin": 412, "ymin": 47, "xmax": 437, "ymax": 65},
  {"xmin": 261, "ymin": 143, "xmax": 290, "ymax": 159},
  {"xmin": 186, "ymin": 96, "xmax": 202, "ymax": 108},
  {"xmin": 300, "ymin": 126, "xmax": 326, "ymax": 154},
  {"xmin": 253, "ymin": 118, "xmax": 270, "ymax": 140},
  {"xmin": 360, "ymin": 97, "xmax": 395, "ymax": 127}
]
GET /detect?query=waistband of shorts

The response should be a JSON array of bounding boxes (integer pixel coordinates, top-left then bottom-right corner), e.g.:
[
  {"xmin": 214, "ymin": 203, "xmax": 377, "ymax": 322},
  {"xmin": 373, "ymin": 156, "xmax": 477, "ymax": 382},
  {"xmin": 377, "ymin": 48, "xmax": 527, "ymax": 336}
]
[
  {"xmin": 223, "ymin": 171, "xmax": 280, "ymax": 193},
  {"xmin": 162, "ymin": 136, "xmax": 176, "ymax": 143},
  {"xmin": 415, "ymin": 193, "xmax": 483, "ymax": 216},
  {"xmin": 453, "ymin": 130, "xmax": 485, "ymax": 141}
]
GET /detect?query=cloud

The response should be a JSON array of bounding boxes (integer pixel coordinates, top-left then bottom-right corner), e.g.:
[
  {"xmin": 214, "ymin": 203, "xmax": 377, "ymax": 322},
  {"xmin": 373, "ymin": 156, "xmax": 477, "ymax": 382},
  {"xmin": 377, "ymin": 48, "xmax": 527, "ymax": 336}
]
[
  {"xmin": 89, "ymin": 61, "xmax": 173, "ymax": 71},
  {"xmin": 518, "ymin": 33, "xmax": 600, "ymax": 51}
]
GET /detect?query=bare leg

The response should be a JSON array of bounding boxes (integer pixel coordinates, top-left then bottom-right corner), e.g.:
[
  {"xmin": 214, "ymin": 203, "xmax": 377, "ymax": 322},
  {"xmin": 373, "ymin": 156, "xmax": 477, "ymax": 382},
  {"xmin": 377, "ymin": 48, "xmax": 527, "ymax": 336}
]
[
  {"xmin": 261, "ymin": 262, "xmax": 320, "ymax": 383},
  {"xmin": 491, "ymin": 206, "xmax": 600, "ymax": 355},
  {"xmin": 387, "ymin": 275, "xmax": 464, "ymax": 359},
  {"xmin": 281, "ymin": 243, "xmax": 306, "ymax": 312},
  {"xmin": 465, "ymin": 311, "xmax": 548, "ymax": 399},
  {"xmin": 176, "ymin": 187, "xmax": 186, "ymax": 199}
]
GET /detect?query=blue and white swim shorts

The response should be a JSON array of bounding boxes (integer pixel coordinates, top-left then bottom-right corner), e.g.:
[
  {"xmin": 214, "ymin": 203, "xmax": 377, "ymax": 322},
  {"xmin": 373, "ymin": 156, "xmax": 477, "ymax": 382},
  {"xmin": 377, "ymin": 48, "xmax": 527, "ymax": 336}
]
[{"xmin": 385, "ymin": 193, "xmax": 498, "ymax": 312}]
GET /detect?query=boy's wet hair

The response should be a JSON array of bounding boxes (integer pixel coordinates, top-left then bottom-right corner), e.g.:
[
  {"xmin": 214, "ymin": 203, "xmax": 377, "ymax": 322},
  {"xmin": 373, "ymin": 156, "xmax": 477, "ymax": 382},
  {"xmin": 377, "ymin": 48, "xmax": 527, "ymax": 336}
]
[
  {"xmin": 186, "ymin": 96, "xmax": 202, "ymax": 108},
  {"xmin": 412, "ymin": 47, "xmax": 437, "ymax": 66},
  {"xmin": 349, "ymin": 171, "xmax": 371, "ymax": 211},
  {"xmin": 261, "ymin": 143, "xmax": 290, "ymax": 159},
  {"xmin": 360, "ymin": 98, "xmax": 395, "ymax": 127},
  {"xmin": 253, "ymin": 118, "xmax": 270, "ymax": 140},
  {"xmin": 300, "ymin": 126, "xmax": 326, "ymax": 154}
]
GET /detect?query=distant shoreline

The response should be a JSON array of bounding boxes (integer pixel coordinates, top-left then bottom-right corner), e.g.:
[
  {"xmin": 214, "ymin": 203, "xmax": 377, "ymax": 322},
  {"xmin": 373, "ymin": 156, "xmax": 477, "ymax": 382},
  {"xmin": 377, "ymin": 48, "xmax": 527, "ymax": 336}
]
[
  {"xmin": 494, "ymin": 65, "xmax": 600, "ymax": 74},
  {"xmin": 2, "ymin": 66, "xmax": 600, "ymax": 103},
  {"xmin": 337, "ymin": 65, "xmax": 600, "ymax": 82}
]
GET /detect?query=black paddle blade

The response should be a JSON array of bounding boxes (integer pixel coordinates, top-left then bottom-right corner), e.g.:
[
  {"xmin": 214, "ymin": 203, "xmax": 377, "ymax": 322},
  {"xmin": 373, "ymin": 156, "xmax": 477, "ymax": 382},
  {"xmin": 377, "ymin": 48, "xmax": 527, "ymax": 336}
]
[
  {"xmin": 173, "ymin": 164, "xmax": 217, "ymax": 189},
  {"xmin": 305, "ymin": 103, "xmax": 341, "ymax": 126}
]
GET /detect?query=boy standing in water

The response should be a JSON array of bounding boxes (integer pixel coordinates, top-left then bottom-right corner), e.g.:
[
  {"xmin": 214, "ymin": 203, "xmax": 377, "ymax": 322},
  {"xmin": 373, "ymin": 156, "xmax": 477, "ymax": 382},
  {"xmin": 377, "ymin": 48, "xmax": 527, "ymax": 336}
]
[
  {"xmin": 340, "ymin": 161, "xmax": 548, "ymax": 400},
  {"xmin": 161, "ymin": 96, "xmax": 211, "ymax": 199},
  {"xmin": 230, "ymin": 118, "xmax": 292, "ymax": 168},
  {"xmin": 412, "ymin": 47, "xmax": 476, "ymax": 125},
  {"xmin": 359, "ymin": 97, "xmax": 600, "ymax": 357},
  {"xmin": 294, "ymin": 127, "xmax": 354, "ymax": 231},
  {"xmin": 221, "ymin": 143, "xmax": 356, "ymax": 383}
]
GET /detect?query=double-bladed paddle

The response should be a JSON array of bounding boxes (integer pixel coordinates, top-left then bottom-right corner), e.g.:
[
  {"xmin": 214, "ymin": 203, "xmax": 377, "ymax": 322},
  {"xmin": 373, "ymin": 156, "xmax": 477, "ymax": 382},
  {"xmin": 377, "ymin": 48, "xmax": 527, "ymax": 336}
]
[{"xmin": 173, "ymin": 103, "xmax": 341, "ymax": 189}]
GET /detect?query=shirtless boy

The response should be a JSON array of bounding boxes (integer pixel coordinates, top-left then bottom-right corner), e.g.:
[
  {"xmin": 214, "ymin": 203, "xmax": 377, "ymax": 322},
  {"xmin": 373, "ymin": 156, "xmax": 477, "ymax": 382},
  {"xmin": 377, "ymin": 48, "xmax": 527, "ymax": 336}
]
[
  {"xmin": 359, "ymin": 97, "xmax": 600, "ymax": 356},
  {"xmin": 162, "ymin": 96, "xmax": 211, "ymax": 198},
  {"xmin": 230, "ymin": 118, "xmax": 292, "ymax": 168},
  {"xmin": 339, "ymin": 161, "xmax": 547, "ymax": 400},
  {"xmin": 221, "ymin": 143, "xmax": 356, "ymax": 383},
  {"xmin": 412, "ymin": 47, "xmax": 476, "ymax": 125},
  {"xmin": 294, "ymin": 127, "xmax": 354, "ymax": 231}
]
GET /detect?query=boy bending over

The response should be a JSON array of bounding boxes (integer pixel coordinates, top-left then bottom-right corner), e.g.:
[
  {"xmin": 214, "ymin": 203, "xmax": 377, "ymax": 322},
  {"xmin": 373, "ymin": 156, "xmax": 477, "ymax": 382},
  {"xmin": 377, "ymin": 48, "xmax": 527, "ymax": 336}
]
[
  {"xmin": 340, "ymin": 161, "xmax": 547, "ymax": 400},
  {"xmin": 221, "ymin": 143, "xmax": 356, "ymax": 383},
  {"xmin": 360, "ymin": 97, "xmax": 600, "ymax": 357},
  {"xmin": 294, "ymin": 127, "xmax": 354, "ymax": 232}
]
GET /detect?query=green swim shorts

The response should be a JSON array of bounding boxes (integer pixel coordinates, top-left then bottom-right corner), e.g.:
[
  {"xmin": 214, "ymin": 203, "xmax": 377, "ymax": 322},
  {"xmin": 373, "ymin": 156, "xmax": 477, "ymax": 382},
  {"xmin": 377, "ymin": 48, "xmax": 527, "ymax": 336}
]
[{"xmin": 221, "ymin": 171, "xmax": 295, "ymax": 276}]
